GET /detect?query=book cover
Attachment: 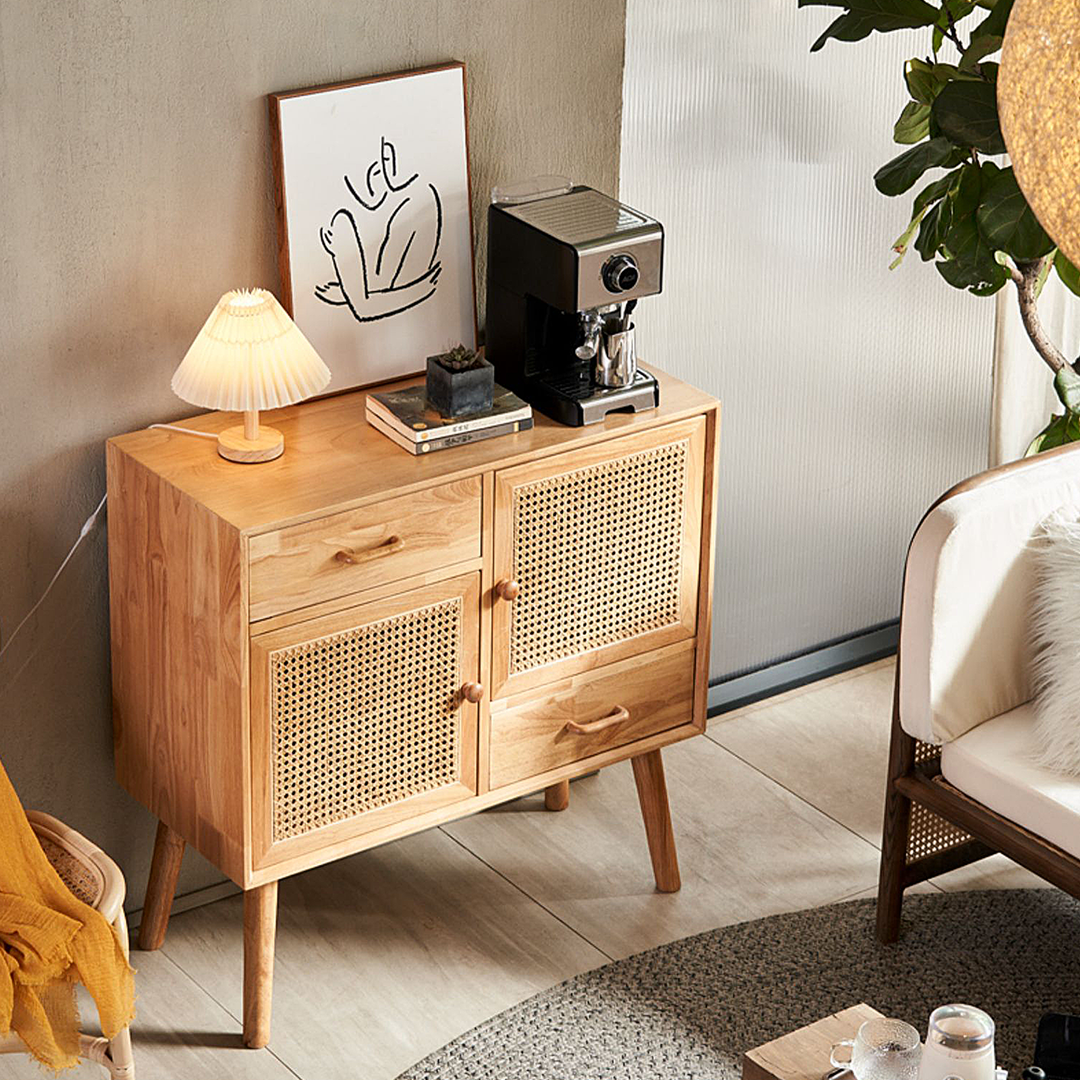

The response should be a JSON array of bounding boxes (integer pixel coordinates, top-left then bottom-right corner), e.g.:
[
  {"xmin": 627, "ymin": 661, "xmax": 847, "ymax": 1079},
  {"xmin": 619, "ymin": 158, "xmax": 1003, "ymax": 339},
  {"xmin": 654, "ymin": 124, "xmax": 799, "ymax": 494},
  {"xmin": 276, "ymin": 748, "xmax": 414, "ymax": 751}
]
[
  {"xmin": 367, "ymin": 410, "xmax": 533, "ymax": 455},
  {"xmin": 367, "ymin": 382, "xmax": 532, "ymax": 442}
]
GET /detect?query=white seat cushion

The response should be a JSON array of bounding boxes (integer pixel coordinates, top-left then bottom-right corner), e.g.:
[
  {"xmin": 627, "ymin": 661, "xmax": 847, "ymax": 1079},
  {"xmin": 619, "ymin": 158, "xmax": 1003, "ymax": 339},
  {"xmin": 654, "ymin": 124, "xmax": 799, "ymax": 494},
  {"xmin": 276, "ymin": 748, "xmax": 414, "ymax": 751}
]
[{"xmin": 940, "ymin": 703, "xmax": 1080, "ymax": 861}]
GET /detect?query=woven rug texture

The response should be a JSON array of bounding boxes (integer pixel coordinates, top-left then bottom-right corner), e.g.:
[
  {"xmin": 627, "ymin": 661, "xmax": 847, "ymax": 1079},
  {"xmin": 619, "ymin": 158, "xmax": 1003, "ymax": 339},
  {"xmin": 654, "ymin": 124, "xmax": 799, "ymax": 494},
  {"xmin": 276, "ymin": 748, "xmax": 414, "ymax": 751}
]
[{"xmin": 399, "ymin": 890, "xmax": 1080, "ymax": 1080}]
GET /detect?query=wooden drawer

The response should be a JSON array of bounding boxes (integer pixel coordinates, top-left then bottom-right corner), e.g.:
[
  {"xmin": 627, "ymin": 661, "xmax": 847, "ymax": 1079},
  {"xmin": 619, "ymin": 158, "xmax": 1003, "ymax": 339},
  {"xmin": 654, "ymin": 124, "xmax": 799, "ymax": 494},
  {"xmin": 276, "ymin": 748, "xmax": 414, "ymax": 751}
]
[
  {"xmin": 488, "ymin": 640, "xmax": 695, "ymax": 789},
  {"xmin": 248, "ymin": 476, "xmax": 482, "ymax": 620}
]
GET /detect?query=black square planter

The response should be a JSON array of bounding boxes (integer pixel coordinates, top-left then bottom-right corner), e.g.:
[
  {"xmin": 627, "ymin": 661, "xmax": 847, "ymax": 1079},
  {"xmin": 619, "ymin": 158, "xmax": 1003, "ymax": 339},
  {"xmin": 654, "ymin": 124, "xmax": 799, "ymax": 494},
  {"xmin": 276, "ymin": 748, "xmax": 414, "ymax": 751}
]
[{"xmin": 426, "ymin": 355, "xmax": 495, "ymax": 418}]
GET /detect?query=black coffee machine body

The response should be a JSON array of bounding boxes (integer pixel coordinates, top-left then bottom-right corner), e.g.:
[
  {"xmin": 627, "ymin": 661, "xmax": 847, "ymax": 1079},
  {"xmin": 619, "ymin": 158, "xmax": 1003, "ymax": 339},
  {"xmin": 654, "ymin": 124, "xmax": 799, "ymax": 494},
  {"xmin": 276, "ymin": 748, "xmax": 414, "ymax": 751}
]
[{"xmin": 485, "ymin": 185, "xmax": 664, "ymax": 426}]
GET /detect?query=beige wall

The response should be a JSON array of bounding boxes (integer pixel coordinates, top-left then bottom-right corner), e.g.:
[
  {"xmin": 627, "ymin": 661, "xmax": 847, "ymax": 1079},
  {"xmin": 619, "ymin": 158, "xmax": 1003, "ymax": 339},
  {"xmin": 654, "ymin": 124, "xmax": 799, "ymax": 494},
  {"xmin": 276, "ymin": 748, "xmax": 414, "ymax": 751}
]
[{"xmin": 0, "ymin": 0, "xmax": 626, "ymax": 908}]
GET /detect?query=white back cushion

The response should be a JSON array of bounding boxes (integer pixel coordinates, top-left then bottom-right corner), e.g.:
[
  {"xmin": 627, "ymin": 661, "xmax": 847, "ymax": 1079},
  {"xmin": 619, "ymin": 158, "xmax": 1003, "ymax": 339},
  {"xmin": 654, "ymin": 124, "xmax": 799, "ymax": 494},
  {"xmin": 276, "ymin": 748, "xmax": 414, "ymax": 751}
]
[{"xmin": 900, "ymin": 447, "xmax": 1080, "ymax": 745}]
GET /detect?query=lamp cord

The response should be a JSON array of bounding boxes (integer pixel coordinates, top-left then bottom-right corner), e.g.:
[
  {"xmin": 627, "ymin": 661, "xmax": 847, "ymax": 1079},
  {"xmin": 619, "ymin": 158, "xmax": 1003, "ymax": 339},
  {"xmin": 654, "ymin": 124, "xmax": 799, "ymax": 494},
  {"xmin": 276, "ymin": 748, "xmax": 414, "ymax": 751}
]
[
  {"xmin": 0, "ymin": 493, "xmax": 108, "ymax": 663},
  {"xmin": 149, "ymin": 423, "xmax": 218, "ymax": 440},
  {"xmin": 0, "ymin": 424, "xmax": 219, "ymax": 660}
]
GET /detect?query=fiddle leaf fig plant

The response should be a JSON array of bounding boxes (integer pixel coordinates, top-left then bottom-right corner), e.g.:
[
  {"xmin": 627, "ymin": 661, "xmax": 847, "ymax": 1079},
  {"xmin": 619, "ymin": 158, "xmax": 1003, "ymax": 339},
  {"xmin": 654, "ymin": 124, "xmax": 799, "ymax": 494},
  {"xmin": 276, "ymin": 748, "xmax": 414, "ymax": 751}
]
[{"xmin": 799, "ymin": 0, "xmax": 1080, "ymax": 455}]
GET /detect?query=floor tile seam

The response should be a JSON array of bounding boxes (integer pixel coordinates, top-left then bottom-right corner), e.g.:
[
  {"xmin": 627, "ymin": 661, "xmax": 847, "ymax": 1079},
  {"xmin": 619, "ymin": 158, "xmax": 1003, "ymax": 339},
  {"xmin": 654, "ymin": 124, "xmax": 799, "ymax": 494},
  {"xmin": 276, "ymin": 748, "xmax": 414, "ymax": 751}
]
[
  {"xmin": 155, "ymin": 945, "xmax": 305, "ymax": 1079},
  {"xmin": 436, "ymin": 824, "xmax": 616, "ymax": 964},
  {"xmin": 700, "ymin": 732, "xmax": 886, "ymax": 854}
]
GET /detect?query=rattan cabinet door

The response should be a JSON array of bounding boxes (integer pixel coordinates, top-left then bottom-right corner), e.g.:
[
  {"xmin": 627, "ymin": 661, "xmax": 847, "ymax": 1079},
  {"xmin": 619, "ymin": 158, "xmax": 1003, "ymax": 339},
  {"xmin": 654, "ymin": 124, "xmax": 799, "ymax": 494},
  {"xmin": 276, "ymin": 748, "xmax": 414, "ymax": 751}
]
[
  {"xmin": 491, "ymin": 417, "xmax": 705, "ymax": 699},
  {"xmin": 250, "ymin": 573, "xmax": 480, "ymax": 871}
]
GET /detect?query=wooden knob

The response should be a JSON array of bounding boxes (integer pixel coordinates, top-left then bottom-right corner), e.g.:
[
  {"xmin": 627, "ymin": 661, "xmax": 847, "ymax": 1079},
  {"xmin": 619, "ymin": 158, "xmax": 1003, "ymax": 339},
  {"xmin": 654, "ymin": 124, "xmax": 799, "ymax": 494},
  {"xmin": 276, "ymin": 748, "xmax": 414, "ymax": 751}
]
[
  {"xmin": 461, "ymin": 682, "xmax": 485, "ymax": 704},
  {"xmin": 495, "ymin": 579, "xmax": 521, "ymax": 601}
]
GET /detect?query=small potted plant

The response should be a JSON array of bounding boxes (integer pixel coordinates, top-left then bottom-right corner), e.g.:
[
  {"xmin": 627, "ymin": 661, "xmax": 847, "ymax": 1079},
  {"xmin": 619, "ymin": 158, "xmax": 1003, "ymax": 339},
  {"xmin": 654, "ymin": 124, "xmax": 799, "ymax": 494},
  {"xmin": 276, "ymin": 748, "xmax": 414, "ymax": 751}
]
[{"xmin": 425, "ymin": 343, "xmax": 495, "ymax": 418}]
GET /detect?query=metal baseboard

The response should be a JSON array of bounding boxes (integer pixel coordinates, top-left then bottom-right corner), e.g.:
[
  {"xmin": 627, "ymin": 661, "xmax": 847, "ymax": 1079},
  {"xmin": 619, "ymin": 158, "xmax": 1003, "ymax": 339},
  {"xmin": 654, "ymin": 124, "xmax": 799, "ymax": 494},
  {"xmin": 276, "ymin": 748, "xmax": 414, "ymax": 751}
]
[{"xmin": 707, "ymin": 620, "xmax": 898, "ymax": 718}]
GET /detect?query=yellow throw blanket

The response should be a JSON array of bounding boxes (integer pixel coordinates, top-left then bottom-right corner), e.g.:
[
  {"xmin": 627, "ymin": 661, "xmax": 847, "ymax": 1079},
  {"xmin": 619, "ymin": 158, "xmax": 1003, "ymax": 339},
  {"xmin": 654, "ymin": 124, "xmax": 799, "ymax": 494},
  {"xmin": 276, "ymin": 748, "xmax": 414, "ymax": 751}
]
[{"xmin": 0, "ymin": 759, "xmax": 134, "ymax": 1071}]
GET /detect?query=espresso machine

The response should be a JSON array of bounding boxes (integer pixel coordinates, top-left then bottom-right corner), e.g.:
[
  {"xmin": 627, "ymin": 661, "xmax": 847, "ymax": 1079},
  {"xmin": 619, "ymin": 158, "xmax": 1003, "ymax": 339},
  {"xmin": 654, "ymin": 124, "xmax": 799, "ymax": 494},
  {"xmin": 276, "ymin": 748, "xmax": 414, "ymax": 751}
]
[{"xmin": 485, "ymin": 181, "xmax": 664, "ymax": 425}]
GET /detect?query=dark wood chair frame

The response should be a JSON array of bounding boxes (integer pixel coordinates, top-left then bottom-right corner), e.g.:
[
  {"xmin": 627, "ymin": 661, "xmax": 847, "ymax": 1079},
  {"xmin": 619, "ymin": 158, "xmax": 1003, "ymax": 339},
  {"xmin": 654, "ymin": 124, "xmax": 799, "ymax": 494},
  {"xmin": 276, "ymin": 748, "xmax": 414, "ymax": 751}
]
[{"xmin": 876, "ymin": 442, "xmax": 1080, "ymax": 944}]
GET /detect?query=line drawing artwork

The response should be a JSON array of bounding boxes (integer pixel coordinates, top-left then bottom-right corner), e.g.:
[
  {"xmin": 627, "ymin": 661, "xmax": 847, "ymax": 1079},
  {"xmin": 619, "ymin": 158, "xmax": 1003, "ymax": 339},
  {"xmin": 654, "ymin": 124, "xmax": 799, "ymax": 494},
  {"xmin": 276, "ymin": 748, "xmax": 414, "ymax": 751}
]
[{"xmin": 315, "ymin": 135, "xmax": 444, "ymax": 322}]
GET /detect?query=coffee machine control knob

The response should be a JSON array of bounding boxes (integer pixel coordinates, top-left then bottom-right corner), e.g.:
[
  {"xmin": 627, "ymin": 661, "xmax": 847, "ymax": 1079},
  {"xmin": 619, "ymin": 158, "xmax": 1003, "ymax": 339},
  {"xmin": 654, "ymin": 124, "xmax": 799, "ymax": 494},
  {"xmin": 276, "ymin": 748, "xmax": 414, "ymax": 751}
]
[{"xmin": 602, "ymin": 254, "xmax": 640, "ymax": 294}]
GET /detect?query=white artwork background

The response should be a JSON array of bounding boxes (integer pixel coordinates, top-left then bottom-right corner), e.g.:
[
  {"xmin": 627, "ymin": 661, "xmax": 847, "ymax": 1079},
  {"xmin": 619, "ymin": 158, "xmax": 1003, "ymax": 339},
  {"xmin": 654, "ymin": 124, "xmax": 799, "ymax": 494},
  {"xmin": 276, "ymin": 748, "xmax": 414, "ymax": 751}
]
[{"xmin": 279, "ymin": 68, "xmax": 476, "ymax": 393}]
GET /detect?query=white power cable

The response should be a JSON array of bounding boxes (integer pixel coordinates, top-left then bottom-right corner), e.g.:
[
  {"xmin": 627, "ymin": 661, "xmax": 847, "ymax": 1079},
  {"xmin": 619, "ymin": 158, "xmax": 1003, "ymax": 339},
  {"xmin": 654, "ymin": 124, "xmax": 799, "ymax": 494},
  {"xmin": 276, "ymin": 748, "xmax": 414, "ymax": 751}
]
[
  {"xmin": 148, "ymin": 423, "xmax": 217, "ymax": 440},
  {"xmin": 0, "ymin": 492, "xmax": 108, "ymax": 663},
  {"xmin": 0, "ymin": 424, "xmax": 214, "ymax": 662}
]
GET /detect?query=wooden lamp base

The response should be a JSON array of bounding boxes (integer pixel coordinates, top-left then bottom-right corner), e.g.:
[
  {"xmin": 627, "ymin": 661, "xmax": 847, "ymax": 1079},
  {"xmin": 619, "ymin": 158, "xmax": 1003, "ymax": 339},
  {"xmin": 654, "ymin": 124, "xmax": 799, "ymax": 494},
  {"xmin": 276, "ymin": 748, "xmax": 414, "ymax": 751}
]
[{"xmin": 218, "ymin": 411, "xmax": 284, "ymax": 463}]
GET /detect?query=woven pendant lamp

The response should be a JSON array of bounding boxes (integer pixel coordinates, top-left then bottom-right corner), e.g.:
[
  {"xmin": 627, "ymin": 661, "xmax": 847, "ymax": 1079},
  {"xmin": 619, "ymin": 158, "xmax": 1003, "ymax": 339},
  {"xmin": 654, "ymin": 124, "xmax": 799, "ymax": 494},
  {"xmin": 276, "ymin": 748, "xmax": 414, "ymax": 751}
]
[
  {"xmin": 172, "ymin": 289, "xmax": 331, "ymax": 463},
  {"xmin": 998, "ymin": 0, "xmax": 1080, "ymax": 269}
]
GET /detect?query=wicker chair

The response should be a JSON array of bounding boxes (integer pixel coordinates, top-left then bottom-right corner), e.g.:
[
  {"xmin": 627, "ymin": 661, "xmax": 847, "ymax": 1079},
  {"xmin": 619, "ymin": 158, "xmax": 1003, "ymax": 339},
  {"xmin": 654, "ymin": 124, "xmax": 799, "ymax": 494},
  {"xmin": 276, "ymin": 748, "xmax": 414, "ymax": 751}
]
[
  {"xmin": 877, "ymin": 442, "xmax": 1080, "ymax": 943},
  {"xmin": 0, "ymin": 811, "xmax": 135, "ymax": 1078}
]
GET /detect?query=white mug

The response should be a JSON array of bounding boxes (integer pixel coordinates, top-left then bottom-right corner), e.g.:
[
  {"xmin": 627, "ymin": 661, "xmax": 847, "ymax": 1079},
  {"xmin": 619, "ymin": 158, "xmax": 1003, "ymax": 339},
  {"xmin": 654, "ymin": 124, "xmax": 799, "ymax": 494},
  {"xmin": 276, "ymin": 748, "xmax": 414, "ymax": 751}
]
[
  {"xmin": 918, "ymin": 1005, "xmax": 996, "ymax": 1080},
  {"xmin": 831, "ymin": 1018, "xmax": 922, "ymax": 1080}
]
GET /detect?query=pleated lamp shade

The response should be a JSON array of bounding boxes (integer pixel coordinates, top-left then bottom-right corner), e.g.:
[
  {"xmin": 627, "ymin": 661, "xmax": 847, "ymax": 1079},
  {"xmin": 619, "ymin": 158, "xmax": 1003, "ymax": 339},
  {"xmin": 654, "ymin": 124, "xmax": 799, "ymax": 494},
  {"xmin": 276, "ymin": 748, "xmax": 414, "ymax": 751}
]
[
  {"xmin": 999, "ymin": 0, "xmax": 1080, "ymax": 270},
  {"xmin": 172, "ymin": 289, "xmax": 331, "ymax": 463}
]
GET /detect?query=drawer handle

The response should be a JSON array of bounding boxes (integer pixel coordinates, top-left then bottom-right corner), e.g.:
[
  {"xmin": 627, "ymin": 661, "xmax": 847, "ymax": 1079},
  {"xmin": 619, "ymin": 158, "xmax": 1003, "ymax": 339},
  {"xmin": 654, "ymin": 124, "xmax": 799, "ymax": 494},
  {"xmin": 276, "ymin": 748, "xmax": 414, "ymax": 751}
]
[
  {"xmin": 495, "ymin": 579, "xmax": 521, "ymax": 601},
  {"xmin": 565, "ymin": 705, "xmax": 630, "ymax": 735},
  {"xmin": 461, "ymin": 682, "xmax": 485, "ymax": 704},
  {"xmin": 334, "ymin": 535, "xmax": 404, "ymax": 566}
]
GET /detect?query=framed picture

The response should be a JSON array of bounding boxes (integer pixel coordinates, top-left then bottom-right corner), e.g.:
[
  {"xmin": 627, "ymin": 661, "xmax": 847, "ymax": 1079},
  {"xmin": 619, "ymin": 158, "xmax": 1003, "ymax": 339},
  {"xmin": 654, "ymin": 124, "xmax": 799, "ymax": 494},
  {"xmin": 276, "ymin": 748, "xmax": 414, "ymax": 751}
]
[{"xmin": 269, "ymin": 62, "xmax": 477, "ymax": 394}]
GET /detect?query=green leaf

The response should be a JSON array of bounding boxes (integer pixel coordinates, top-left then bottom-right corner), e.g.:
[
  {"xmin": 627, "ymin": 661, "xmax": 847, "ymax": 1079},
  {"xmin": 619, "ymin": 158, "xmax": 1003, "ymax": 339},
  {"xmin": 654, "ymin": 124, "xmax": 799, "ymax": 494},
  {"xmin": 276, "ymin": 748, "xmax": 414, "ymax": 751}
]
[
  {"xmin": 930, "ymin": 79, "xmax": 1006, "ymax": 153},
  {"xmin": 1055, "ymin": 250, "xmax": 1080, "ymax": 297},
  {"xmin": 1026, "ymin": 411, "xmax": 1080, "ymax": 456},
  {"xmin": 952, "ymin": 160, "xmax": 982, "ymax": 216},
  {"xmin": 975, "ymin": 164, "xmax": 1054, "ymax": 259},
  {"xmin": 874, "ymin": 136, "xmax": 957, "ymax": 196},
  {"xmin": 970, "ymin": 0, "xmax": 1015, "ymax": 40},
  {"xmin": 1054, "ymin": 365, "xmax": 1080, "ymax": 413},
  {"xmin": 905, "ymin": 59, "xmax": 982, "ymax": 103},
  {"xmin": 917, "ymin": 199, "xmax": 953, "ymax": 260},
  {"xmin": 802, "ymin": 0, "xmax": 942, "ymax": 47},
  {"xmin": 912, "ymin": 171, "xmax": 959, "ymax": 216},
  {"xmin": 894, "ymin": 101, "xmax": 932, "ymax": 143},
  {"xmin": 936, "ymin": 214, "xmax": 1009, "ymax": 293},
  {"xmin": 960, "ymin": 35, "xmax": 1003, "ymax": 68},
  {"xmin": 890, "ymin": 205, "xmax": 930, "ymax": 268},
  {"xmin": 1034, "ymin": 250, "xmax": 1055, "ymax": 299}
]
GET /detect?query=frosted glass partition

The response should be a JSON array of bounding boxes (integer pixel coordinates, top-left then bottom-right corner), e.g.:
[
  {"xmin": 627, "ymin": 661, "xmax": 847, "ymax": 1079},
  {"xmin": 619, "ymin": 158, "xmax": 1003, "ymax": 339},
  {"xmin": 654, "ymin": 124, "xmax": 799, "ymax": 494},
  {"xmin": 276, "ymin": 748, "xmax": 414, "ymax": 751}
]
[{"xmin": 620, "ymin": 1, "xmax": 995, "ymax": 679}]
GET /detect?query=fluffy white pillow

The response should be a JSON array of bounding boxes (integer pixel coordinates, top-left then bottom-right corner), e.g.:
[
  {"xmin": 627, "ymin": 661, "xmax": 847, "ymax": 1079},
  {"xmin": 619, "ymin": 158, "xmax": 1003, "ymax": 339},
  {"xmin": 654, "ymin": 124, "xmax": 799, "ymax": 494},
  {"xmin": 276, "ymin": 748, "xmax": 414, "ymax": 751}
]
[{"xmin": 1030, "ymin": 514, "xmax": 1080, "ymax": 775}]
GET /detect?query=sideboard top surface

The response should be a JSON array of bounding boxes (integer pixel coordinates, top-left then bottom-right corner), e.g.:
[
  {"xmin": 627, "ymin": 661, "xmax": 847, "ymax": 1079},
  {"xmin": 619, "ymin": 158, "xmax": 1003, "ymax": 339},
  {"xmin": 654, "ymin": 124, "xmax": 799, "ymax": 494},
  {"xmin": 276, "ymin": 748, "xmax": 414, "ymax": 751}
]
[{"xmin": 108, "ymin": 364, "xmax": 719, "ymax": 535}]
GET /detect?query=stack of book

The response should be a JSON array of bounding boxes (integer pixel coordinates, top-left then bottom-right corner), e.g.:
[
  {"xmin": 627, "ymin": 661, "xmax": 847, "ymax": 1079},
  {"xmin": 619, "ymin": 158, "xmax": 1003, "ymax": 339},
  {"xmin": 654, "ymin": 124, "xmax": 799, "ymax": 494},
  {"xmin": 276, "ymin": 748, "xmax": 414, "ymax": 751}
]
[{"xmin": 366, "ymin": 383, "xmax": 533, "ymax": 455}]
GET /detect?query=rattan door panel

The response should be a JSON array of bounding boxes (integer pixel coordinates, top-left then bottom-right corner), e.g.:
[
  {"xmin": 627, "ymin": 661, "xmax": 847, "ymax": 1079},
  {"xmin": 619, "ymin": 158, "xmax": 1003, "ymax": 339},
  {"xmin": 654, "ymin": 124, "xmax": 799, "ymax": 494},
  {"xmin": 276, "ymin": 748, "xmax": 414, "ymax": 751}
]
[
  {"xmin": 491, "ymin": 417, "xmax": 705, "ymax": 699},
  {"xmin": 250, "ymin": 573, "xmax": 480, "ymax": 870},
  {"xmin": 489, "ymin": 640, "xmax": 696, "ymax": 788}
]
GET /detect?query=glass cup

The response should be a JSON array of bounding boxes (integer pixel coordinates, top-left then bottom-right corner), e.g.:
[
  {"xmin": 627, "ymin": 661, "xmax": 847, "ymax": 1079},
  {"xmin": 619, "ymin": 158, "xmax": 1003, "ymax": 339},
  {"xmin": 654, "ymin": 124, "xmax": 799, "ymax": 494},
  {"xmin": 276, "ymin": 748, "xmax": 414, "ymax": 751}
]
[
  {"xmin": 918, "ymin": 1005, "xmax": 996, "ymax": 1080},
  {"xmin": 831, "ymin": 1018, "xmax": 923, "ymax": 1080}
]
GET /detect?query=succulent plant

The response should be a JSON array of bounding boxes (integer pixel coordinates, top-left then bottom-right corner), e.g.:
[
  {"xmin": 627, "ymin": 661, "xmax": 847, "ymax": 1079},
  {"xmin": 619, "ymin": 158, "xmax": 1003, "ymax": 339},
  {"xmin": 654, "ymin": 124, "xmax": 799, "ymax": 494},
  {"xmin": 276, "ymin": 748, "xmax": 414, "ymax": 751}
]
[{"xmin": 435, "ymin": 344, "xmax": 483, "ymax": 373}]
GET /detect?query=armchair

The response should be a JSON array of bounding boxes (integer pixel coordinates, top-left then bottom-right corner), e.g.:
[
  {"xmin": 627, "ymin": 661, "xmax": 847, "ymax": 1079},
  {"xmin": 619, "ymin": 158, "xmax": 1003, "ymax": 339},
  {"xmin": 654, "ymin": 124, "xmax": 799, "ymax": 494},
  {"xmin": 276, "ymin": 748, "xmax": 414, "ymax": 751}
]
[{"xmin": 878, "ymin": 442, "xmax": 1080, "ymax": 943}]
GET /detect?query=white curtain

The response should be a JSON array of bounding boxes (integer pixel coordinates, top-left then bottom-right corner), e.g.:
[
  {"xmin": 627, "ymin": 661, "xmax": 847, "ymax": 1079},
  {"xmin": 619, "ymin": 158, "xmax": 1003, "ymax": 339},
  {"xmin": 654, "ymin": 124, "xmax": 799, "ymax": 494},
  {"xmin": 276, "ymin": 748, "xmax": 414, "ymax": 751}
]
[{"xmin": 620, "ymin": 0, "xmax": 995, "ymax": 677}]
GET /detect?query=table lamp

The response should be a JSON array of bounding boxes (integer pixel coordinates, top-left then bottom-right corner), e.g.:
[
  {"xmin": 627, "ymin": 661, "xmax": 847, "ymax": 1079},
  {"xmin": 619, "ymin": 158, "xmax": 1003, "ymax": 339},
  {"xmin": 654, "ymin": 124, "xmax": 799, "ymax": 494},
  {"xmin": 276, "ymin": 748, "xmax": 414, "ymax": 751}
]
[{"xmin": 171, "ymin": 288, "xmax": 331, "ymax": 463}]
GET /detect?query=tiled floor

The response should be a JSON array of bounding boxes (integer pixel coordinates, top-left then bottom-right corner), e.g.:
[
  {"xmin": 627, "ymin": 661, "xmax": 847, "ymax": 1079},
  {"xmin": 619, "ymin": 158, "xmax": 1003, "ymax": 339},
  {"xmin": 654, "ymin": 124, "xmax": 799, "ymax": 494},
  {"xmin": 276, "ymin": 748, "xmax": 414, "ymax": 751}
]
[{"xmin": 1, "ymin": 657, "xmax": 1047, "ymax": 1079}]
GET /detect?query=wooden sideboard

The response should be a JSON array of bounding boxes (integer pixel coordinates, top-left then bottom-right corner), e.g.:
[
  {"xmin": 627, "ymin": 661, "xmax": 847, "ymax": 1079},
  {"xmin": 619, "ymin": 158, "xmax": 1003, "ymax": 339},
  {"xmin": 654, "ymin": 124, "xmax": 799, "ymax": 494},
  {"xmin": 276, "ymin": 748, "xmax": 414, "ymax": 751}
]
[{"xmin": 106, "ymin": 365, "xmax": 719, "ymax": 1048}]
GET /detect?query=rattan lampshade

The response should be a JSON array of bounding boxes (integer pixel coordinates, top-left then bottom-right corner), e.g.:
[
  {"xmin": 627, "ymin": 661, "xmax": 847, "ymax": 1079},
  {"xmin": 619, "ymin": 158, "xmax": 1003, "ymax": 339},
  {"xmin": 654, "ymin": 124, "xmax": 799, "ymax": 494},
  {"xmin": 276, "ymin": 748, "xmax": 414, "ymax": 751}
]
[
  {"xmin": 998, "ymin": 0, "xmax": 1080, "ymax": 269},
  {"xmin": 172, "ymin": 289, "xmax": 331, "ymax": 463}
]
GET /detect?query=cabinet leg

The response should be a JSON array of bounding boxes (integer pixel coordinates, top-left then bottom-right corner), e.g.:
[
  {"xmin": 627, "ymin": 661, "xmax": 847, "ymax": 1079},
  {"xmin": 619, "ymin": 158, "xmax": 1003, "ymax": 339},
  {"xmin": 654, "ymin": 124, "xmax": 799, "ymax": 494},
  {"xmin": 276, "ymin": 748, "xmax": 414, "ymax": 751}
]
[
  {"xmin": 544, "ymin": 780, "xmax": 570, "ymax": 811},
  {"xmin": 243, "ymin": 881, "xmax": 278, "ymax": 1049},
  {"xmin": 137, "ymin": 820, "xmax": 185, "ymax": 951},
  {"xmin": 631, "ymin": 749, "xmax": 681, "ymax": 893}
]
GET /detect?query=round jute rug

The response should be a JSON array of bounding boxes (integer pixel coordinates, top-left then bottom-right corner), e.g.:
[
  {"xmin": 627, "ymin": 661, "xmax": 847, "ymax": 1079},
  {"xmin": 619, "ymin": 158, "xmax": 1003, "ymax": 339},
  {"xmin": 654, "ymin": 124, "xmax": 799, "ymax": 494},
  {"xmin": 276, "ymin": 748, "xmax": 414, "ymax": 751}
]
[{"xmin": 399, "ymin": 890, "xmax": 1080, "ymax": 1080}]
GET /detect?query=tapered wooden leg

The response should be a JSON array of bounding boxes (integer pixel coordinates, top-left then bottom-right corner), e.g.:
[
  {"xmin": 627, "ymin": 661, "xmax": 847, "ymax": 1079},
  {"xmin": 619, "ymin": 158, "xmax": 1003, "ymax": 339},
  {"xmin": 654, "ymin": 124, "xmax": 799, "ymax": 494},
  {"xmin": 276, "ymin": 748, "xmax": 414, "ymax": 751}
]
[
  {"xmin": 243, "ymin": 881, "xmax": 278, "ymax": 1049},
  {"xmin": 877, "ymin": 781, "xmax": 911, "ymax": 944},
  {"xmin": 137, "ymin": 820, "xmax": 185, "ymax": 951},
  {"xmin": 631, "ymin": 749, "xmax": 681, "ymax": 892},
  {"xmin": 545, "ymin": 779, "xmax": 570, "ymax": 811},
  {"xmin": 877, "ymin": 675, "xmax": 915, "ymax": 944}
]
